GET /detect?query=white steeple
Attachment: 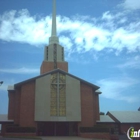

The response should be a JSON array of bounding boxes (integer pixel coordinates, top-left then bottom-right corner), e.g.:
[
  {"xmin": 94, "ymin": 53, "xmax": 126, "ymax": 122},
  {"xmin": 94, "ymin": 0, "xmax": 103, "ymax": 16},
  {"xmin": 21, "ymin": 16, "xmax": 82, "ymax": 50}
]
[
  {"xmin": 40, "ymin": 0, "xmax": 68, "ymax": 74},
  {"xmin": 49, "ymin": 0, "xmax": 59, "ymax": 44},
  {"xmin": 43, "ymin": 0, "xmax": 64, "ymax": 63}
]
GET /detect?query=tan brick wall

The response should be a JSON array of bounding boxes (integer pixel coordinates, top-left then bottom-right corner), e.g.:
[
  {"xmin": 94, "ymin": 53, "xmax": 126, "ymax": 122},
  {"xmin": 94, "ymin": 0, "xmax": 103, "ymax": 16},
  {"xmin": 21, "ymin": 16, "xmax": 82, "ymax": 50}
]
[
  {"xmin": 1, "ymin": 124, "xmax": 6, "ymax": 136},
  {"xmin": 120, "ymin": 123, "xmax": 140, "ymax": 134},
  {"xmin": 8, "ymin": 91, "xmax": 15, "ymax": 120},
  {"xmin": 95, "ymin": 94, "xmax": 100, "ymax": 120},
  {"xmin": 14, "ymin": 89, "xmax": 21, "ymax": 125},
  {"xmin": 79, "ymin": 82, "xmax": 98, "ymax": 127},
  {"xmin": 8, "ymin": 89, "xmax": 21, "ymax": 124},
  {"xmin": 40, "ymin": 61, "xmax": 68, "ymax": 74},
  {"xmin": 5, "ymin": 133, "xmax": 36, "ymax": 137},
  {"xmin": 80, "ymin": 132, "xmax": 110, "ymax": 139},
  {"xmin": 19, "ymin": 81, "xmax": 36, "ymax": 127}
]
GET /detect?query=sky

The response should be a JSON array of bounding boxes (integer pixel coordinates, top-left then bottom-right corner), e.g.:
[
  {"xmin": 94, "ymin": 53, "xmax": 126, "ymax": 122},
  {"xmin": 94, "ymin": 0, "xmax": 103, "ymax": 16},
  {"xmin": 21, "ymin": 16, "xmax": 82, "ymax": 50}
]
[{"xmin": 0, "ymin": 0, "xmax": 140, "ymax": 115}]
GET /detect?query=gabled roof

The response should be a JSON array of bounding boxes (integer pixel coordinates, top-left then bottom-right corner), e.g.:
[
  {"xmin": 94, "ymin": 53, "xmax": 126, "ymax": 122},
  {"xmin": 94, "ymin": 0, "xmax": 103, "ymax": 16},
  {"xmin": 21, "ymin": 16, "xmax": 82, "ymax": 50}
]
[
  {"xmin": 107, "ymin": 111, "xmax": 140, "ymax": 123},
  {"xmin": 0, "ymin": 114, "xmax": 13, "ymax": 123},
  {"xmin": 97, "ymin": 115, "xmax": 115, "ymax": 123},
  {"xmin": 14, "ymin": 69, "xmax": 100, "ymax": 90}
]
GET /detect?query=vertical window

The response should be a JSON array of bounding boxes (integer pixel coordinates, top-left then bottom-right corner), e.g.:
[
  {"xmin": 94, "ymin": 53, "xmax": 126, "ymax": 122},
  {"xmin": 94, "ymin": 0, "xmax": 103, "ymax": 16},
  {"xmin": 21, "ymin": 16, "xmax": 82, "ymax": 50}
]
[
  {"xmin": 50, "ymin": 73, "xmax": 66, "ymax": 116},
  {"xmin": 62, "ymin": 48, "xmax": 64, "ymax": 61},
  {"xmin": 59, "ymin": 73, "xmax": 66, "ymax": 116},
  {"xmin": 53, "ymin": 44, "xmax": 57, "ymax": 69},
  {"xmin": 50, "ymin": 73, "xmax": 57, "ymax": 116},
  {"xmin": 47, "ymin": 47, "xmax": 48, "ymax": 60}
]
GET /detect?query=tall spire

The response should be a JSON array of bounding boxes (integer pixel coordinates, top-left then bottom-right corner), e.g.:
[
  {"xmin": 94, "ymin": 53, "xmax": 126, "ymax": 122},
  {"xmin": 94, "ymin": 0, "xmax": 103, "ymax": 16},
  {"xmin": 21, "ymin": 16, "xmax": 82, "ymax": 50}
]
[
  {"xmin": 49, "ymin": 0, "xmax": 59, "ymax": 44},
  {"xmin": 40, "ymin": 0, "xmax": 68, "ymax": 74}
]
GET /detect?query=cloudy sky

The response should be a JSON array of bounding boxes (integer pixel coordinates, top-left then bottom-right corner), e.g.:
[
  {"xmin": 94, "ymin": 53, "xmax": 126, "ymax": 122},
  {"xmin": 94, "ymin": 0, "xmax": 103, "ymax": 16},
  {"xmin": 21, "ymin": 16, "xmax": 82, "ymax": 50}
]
[{"xmin": 0, "ymin": 0, "xmax": 140, "ymax": 114}]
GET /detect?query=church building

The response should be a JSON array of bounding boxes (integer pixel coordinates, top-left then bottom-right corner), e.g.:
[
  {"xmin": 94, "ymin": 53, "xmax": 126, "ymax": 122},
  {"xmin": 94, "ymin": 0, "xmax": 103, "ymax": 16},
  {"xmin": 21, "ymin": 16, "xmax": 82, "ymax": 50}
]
[{"xmin": 0, "ymin": 0, "xmax": 102, "ymax": 137}]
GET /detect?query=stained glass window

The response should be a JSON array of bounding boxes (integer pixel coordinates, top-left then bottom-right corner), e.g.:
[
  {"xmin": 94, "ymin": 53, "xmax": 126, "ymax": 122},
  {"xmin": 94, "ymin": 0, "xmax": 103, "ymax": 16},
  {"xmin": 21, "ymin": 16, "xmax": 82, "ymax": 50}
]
[{"xmin": 50, "ymin": 73, "xmax": 66, "ymax": 116}]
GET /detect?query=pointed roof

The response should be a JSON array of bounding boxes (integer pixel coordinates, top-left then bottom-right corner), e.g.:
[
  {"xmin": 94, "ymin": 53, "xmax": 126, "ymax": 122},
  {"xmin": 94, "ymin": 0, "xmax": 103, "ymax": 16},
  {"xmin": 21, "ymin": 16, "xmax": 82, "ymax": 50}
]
[
  {"xmin": 49, "ymin": 0, "xmax": 59, "ymax": 44},
  {"xmin": 107, "ymin": 111, "xmax": 140, "ymax": 123},
  {"xmin": 13, "ymin": 69, "xmax": 100, "ymax": 91},
  {"xmin": 97, "ymin": 115, "xmax": 115, "ymax": 123}
]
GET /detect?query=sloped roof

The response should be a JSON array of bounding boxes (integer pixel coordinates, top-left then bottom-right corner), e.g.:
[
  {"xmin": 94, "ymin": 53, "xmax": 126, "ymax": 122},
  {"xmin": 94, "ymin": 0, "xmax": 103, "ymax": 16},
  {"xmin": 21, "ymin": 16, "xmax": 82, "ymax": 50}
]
[
  {"xmin": 0, "ymin": 114, "xmax": 13, "ymax": 123},
  {"xmin": 107, "ymin": 111, "xmax": 140, "ymax": 123},
  {"xmin": 97, "ymin": 115, "xmax": 115, "ymax": 123},
  {"xmin": 14, "ymin": 69, "xmax": 100, "ymax": 90}
]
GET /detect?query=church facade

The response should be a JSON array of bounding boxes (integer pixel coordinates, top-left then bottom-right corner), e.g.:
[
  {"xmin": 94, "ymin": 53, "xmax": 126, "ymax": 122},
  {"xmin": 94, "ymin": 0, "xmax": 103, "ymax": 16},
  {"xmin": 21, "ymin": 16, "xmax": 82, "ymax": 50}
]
[
  {"xmin": 1, "ymin": 1, "xmax": 140, "ymax": 139},
  {"xmin": 7, "ymin": 69, "xmax": 100, "ymax": 136},
  {"xmin": 1, "ymin": 0, "xmax": 102, "ymax": 137}
]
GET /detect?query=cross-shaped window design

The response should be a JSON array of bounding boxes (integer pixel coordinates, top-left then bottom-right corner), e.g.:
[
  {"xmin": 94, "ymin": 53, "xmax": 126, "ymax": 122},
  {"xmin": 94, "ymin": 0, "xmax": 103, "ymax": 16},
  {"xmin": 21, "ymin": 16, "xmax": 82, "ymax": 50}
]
[{"xmin": 50, "ymin": 72, "xmax": 66, "ymax": 116}]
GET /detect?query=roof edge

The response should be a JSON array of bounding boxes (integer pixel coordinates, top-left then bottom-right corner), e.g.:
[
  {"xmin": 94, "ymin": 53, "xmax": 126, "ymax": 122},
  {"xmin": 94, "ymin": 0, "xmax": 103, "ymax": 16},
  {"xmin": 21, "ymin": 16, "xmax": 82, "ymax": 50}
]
[{"xmin": 14, "ymin": 69, "xmax": 100, "ymax": 90}]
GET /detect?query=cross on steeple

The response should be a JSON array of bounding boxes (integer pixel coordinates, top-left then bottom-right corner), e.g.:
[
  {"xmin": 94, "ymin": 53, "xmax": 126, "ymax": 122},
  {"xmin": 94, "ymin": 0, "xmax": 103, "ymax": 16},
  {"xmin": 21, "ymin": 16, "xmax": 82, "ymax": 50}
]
[{"xmin": 49, "ymin": 0, "xmax": 59, "ymax": 44}]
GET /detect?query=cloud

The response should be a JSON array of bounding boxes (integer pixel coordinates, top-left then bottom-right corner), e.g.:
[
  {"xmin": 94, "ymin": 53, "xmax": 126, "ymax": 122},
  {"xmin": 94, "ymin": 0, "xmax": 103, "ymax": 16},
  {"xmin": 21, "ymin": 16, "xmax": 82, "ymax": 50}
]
[
  {"xmin": 116, "ymin": 55, "xmax": 140, "ymax": 69},
  {"xmin": 0, "ymin": 8, "xmax": 140, "ymax": 54},
  {"xmin": 122, "ymin": 0, "xmax": 140, "ymax": 10},
  {"xmin": 97, "ymin": 77, "xmax": 140, "ymax": 103},
  {"xmin": 0, "ymin": 67, "xmax": 39, "ymax": 74},
  {"xmin": 0, "ymin": 9, "xmax": 51, "ymax": 45}
]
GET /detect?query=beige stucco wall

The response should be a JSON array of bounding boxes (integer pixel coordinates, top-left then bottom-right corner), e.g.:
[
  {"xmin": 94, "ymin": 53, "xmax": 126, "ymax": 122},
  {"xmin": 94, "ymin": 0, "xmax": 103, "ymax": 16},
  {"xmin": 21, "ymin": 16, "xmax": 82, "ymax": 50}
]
[
  {"xmin": 35, "ymin": 74, "xmax": 51, "ymax": 121},
  {"xmin": 35, "ymin": 72, "xmax": 81, "ymax": 122},
  {"xmin": 66, "ymin": 75, "xmax": 81, "ymax": 121}
]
